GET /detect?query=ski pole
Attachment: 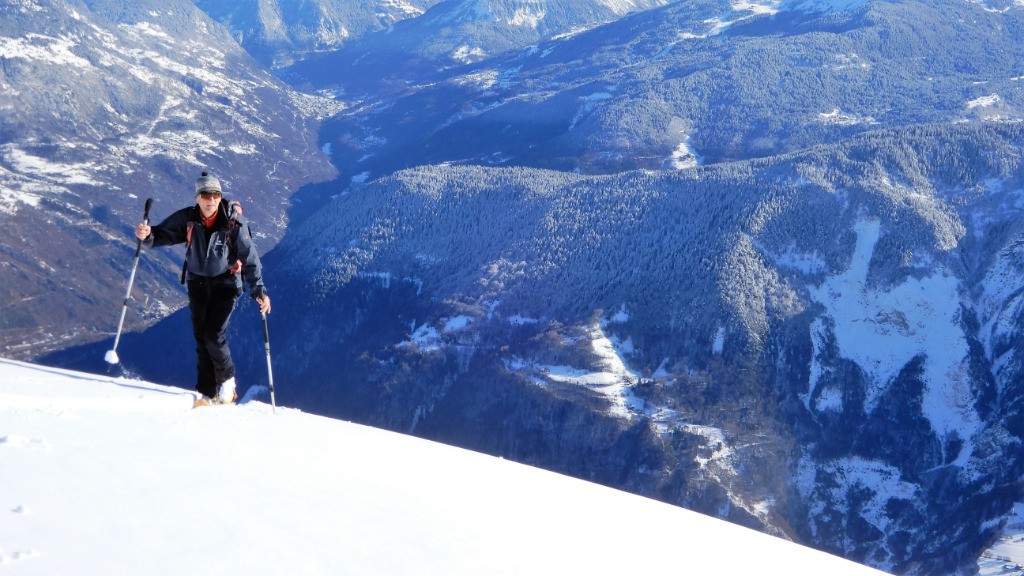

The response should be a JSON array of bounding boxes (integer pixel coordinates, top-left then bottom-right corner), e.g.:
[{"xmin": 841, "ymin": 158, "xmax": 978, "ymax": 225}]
[
  {"xmin": 106, "ymin": 198, "xmax": 153, "ymax": 365},
  {"xmin": 261, "ymin": 310, "xmax": 277, "ymax": 413}
]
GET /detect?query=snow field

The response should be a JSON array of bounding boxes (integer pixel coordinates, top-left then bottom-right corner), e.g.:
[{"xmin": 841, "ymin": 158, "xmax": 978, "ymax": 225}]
[{"xmin": 0, "ymin": 358, "xmax": 886, "ymax": 575}]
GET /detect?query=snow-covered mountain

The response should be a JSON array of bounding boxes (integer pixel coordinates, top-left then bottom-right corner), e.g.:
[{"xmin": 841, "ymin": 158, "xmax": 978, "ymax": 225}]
[
  {"xmin": 281, "ymin": 0, "xmax": 674, "ymax": 96},
  {"xmin": 188, "ymin": 122, "xmax": 1023, "ymax": 575},
  {"xmin": 0, "ymin": 357, "xmax": 888, "ymax": 575},
  {"xmin": 293, "ymin": 0, "xmax": 1022, "ymax": 186},
  {"xmin": 0, "ymin": 0, "xmax": 335, "ymax": 357},
  {"xmin": 68, "ymin": 121, "xmax": 1024, "ymax": 575},
  {"xmin": 193, "ymin": 0, "xmax": 445, "ymax": 68},
  {"xmin": 11, "ymin": 0, "xmax": 1024, "ymax": 574}
]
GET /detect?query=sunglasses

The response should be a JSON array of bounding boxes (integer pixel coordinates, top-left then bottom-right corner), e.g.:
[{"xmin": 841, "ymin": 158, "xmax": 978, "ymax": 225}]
[{"xmin": 197, "ymin": 192, "xmax": 221, "ymax": 200}]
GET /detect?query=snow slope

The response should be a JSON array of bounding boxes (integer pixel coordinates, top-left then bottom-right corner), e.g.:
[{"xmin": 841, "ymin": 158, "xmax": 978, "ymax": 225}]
[{"xmin": 0, "ymin": 358, "xmax": 887, "ymax": 575}]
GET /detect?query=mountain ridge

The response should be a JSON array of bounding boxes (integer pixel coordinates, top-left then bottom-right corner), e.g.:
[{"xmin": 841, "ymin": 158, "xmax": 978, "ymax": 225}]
[
  {"xmin": 11, "ymin": 1, "xmax": 1024, "ymax": 574},
  {"xmin": 44, "ymin": 120, "xmax": 1024, "ymax": 574},
  {"xmin": 0, "ymin": 0, "xmax": 335, "ymax": 357},
  {"xmin": 294, "ymin": 0, "xmax": 1022, "ymax": 186},
  {"xmin": 232, "ymin": 120, "xmax": 1024, "ymax": 574}
]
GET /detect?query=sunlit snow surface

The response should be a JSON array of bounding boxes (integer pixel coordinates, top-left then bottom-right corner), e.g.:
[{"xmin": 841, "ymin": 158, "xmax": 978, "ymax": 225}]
[{"xmin": 0, "ymin": 358, "xmax": 887, "ymax": 575}]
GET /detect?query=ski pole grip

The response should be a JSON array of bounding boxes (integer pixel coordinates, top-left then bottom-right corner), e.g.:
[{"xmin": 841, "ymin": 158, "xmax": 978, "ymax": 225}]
[{"xmin": 143, "ymin": 198, "xmax": 153, "ymax": 224}]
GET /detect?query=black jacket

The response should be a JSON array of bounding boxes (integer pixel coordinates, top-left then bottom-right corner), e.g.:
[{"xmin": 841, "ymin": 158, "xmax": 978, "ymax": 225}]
[{"xmin": 143, "ymin": 202, "xmax": 266, "ymax": 298}]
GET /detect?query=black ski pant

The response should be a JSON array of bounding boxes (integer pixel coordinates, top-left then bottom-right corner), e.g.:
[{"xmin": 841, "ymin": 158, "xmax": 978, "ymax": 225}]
[{"xmin": 187, "ymin": 277, "xmax": 239, "ymax": 398}]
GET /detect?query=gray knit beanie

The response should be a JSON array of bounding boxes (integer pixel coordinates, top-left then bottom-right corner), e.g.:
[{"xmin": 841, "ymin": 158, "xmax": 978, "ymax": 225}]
[{"xmin": 195, "ymin": 171, "xmax": 222, "ymax": 195}]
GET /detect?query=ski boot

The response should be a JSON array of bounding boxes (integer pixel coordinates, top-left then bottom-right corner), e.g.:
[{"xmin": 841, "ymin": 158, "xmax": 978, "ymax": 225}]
[{"xmin": 213, "ymin": 377, "xmax": 238, "ymax": 405}]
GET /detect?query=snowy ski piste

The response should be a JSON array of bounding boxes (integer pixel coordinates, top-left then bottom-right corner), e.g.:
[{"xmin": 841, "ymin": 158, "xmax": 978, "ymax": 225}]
[{"xmin": 0, "ymin": 358, "xmax": 886, "ymax": 575}]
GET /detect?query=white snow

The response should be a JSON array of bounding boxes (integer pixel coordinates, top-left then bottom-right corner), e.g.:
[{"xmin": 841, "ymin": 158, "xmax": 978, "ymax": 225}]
[
  {"xmin": 967, "ymin": 94, "xmax": 1003, "ymax": 109},
  {"xmin": 124, "ymin": 131, "xmax": 221, "ymax": 167},
  {"xmin": 596, "ymin": 0, "xmax": 671, "ymax": 15},
  {"xmin": 506, "ymin": 314, "xmax": 539, "ymax": 325},
  {"xmin": 676, "ymin": 0, "xmax": 801, "ymax": 38},
  {"xmin": 454, "ymin": 69, "xmax": 499, "ymax": 89},
  {"xmin": 405, "ymin": 322, "xmax": 442, "ymax": 351},
  {"xmin": 380, "ymin": 0, "xmax": 427, "ymax": 17},
  {"xmin": 508, "ymin": 7, "xmax": 545, "ymax": 28},
  {"xmin": 678, "ymin": 0, "xmax": 872, "ymax": 34},
  {"xmin": 814, "ymin": 384, "xmax": 844, "ymax": 412},
  {"xmin": 713, "ymin": 325, "xmax": 726, "ymax": 354},
  {"xmin": 732, "ymin": 0, "xmax": 782, "ymax": 15},
  {"xmin": 807, "ymin": 218, "xmax": 981, "ymax": 464},
  {"xmin": 964, "ymin": 0, "xmax": 1024, "ymax": 14},
  {"xmin": 670, "ymin": 129, "xmax": 702, "ymax": 169},
  {"xmin": 0, "ymin": 185, "xmax": 42, "ymax": 215},
  {"xmin": 977, "ymin": 240, "xmax": 1024, "ymax": 391},
  {"xmin": 607, "ymin": 303, "xmax": 630, "ymax": 323},
  {"xmin": 8, "ymin": 0, "xmax": 43, "ymax": 14},
  {"xmin": 227, "ymin": 143, "xmax": 257, "ymax": 155},
  {"xmin": 817, "ymin": 108, "xmax": 878, "ymax": 126},
  {"xmin": 124, "ymin": 21, "xmax": 174, "ymax": 42},
  {"xmin": 2, "ymin": 146, "xmax": 101, "ymax": 186},
  {"xmin": 400, "ymin": 315, "xmax": 475, "ymax": 351},
  {"xmin": 796, "ymin": 455, "xmax": 918, "ymax": 572},
  {"xmin": 831, "ymin": 53, "xmax": 871, "ymax": 71},
  {"xmin": 507, "ymin": 322, "xmax": 642, "ymax": 419},
  {"xmin": 568, "ymin": 91, "xmax": 614, "ymax": 130},
  {"xmin": 978, "ymin": 502, "xmax": 1024, "ymax": 576},
  {"xmin": 443, "ymin": 315, "xmax": 474, "ymax": 332},
  {"xmin": 0, "ymin": 358, "xmax": 887, "ymax": 575},
  {"xmin": 451, "ymin": 45, "xmax": 486, "ymax": 63},
  {"xmin": 0, "ymin": 33, "xmax": 92, "ymax": 69}
]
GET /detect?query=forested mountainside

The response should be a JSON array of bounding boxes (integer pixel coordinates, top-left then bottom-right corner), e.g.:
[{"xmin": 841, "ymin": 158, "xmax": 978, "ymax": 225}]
[
  {"xmin": 260, "ymin": 122, "xmax": 1024, "ymax": 575},
  {"xmin": 281, "ymin": 0, "xmax": 673, "ymax": 92},
  {"xmin": 76, "ymin": 122, "xmax": 1024, "ymax": 575},
  {"xmin": 16, "ymin": 1, "xmax": 1024, "ymax": 574},
  {"xmin": 297, "ymin": 0, "xmax": 1023, "ymax": 185}
]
